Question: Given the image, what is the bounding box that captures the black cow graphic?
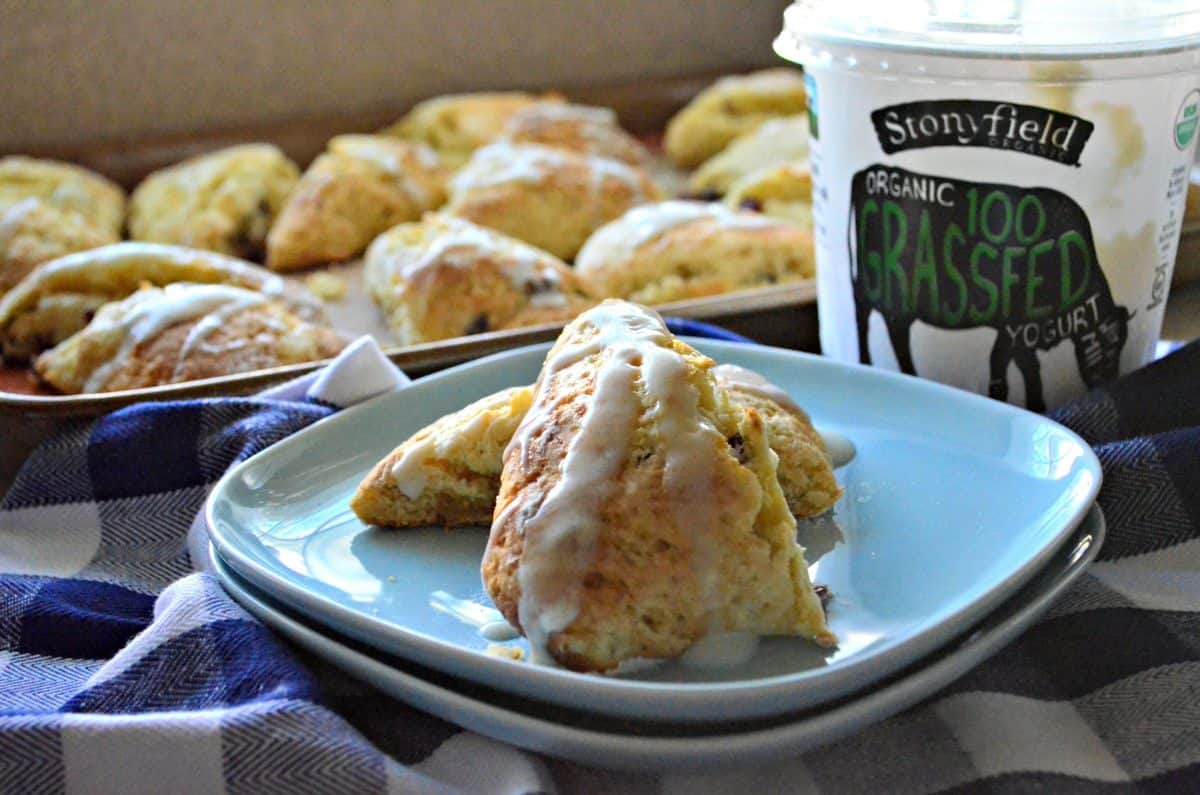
[848,165,1129,412]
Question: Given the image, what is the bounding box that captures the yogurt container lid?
[777,0,1200,62]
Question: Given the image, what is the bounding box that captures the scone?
[364,214,592,345]
[689,116,809,195]
[712,364,840,517]
[128,144,300,259]
[0,242,321,361]
[266,135,448,272]
[0,199,117,295]
[724,162,813,228]
[664,69,807,168]
[382,92,549,169]
[0,156,125,236]
[574,201,814,303]
[352,365,840,528]
[351,386,534,528]
[500,102,649,165]
[0,156,126,294]
[482,300,835,671]
[35,283,345,394]
[444,143,662,261]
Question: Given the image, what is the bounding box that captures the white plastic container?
[776,1,1200,410]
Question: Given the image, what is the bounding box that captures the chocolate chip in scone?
[738,197,764,213]
[523,277,557,297]
[727,433,749,464]
[466,314,490,335]
[814,584,832,613]
[680,189,722,203]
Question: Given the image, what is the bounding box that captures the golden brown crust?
[34,283,344,394]
[382,92,553,169]
[501,102,650,165]
[664,69,807,169]
[0,156,126,236]
[481,300,834,672]
[265,136,448,273]
[0,200,117,295]
[574,202,815,304]
[128,144,299,259]
[364,214,592,345]
[689,116,809,195]
[443,143,663,261]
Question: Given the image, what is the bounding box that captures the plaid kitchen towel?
[3,331,1200,795]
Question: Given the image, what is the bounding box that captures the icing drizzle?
[82,283,269,391]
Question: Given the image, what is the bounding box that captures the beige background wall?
[0,0,791,151]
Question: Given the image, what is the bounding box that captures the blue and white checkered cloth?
[4,332,1200,794]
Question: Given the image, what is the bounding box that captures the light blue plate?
[206,339,1102,723]
[207,505,1103,770]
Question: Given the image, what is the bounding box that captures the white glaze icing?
[712,363,804,415]
[450,142,650,201]
[501,301,736,659]
[332,136,436,207]
[388,391,497,498]
[514,102,617,127]
[386,216,570,306]
[83,283,270,391]
[575,201,779,269]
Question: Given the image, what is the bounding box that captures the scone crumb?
[486,643,524,661]
[387,575,397,582]
[305,271,348,301]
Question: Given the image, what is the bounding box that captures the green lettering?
[942,224,968,325]
[1026,239,1055,319]
[981,191,1013,245]
[911,209,939,319]
[968,243,999,324]
[1001,246,1024,318]
[883,201,908,313]
[1015,195,1046,245]
[859,199,882,302]
[1059,230,1091,309]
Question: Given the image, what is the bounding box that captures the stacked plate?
[204,340,1104,771]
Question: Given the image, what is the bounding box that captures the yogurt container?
[776,1,1200,410]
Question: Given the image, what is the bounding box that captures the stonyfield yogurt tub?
[776,1,1200,410]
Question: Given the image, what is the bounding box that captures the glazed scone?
[574,201,814,304]
[383,92,549,169]
[35,283,345,394]
[0,242,321,361]
[500,102,649,165]
[482,300,835,672]
[690,116,809,195]
[724,162,813,228]
[444,142,662,261]
[352,366,841,529]
[664,69,808,169]
[712,364,841,518]
[266,135,448,272]
[0,199,116,295]
[0,156,125,236]
[128,144,300,259]
[351,386,535,528]
[364,215,592,345]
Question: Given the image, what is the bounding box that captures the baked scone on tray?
[499,102,650,165]
[0,156,126,295]
[266,135,448,273]
[574,200,815,303]
[34,282,345,394]
[724,162,813,228]
[689,116,809,196]
[481,300,835,671]
[128,144,300,259]
[382,92,551,169]
[364,214,592,345]
[0,242,322,362]
[352,367,840,529]
[664,68,807,168]
[444,142,662,260]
